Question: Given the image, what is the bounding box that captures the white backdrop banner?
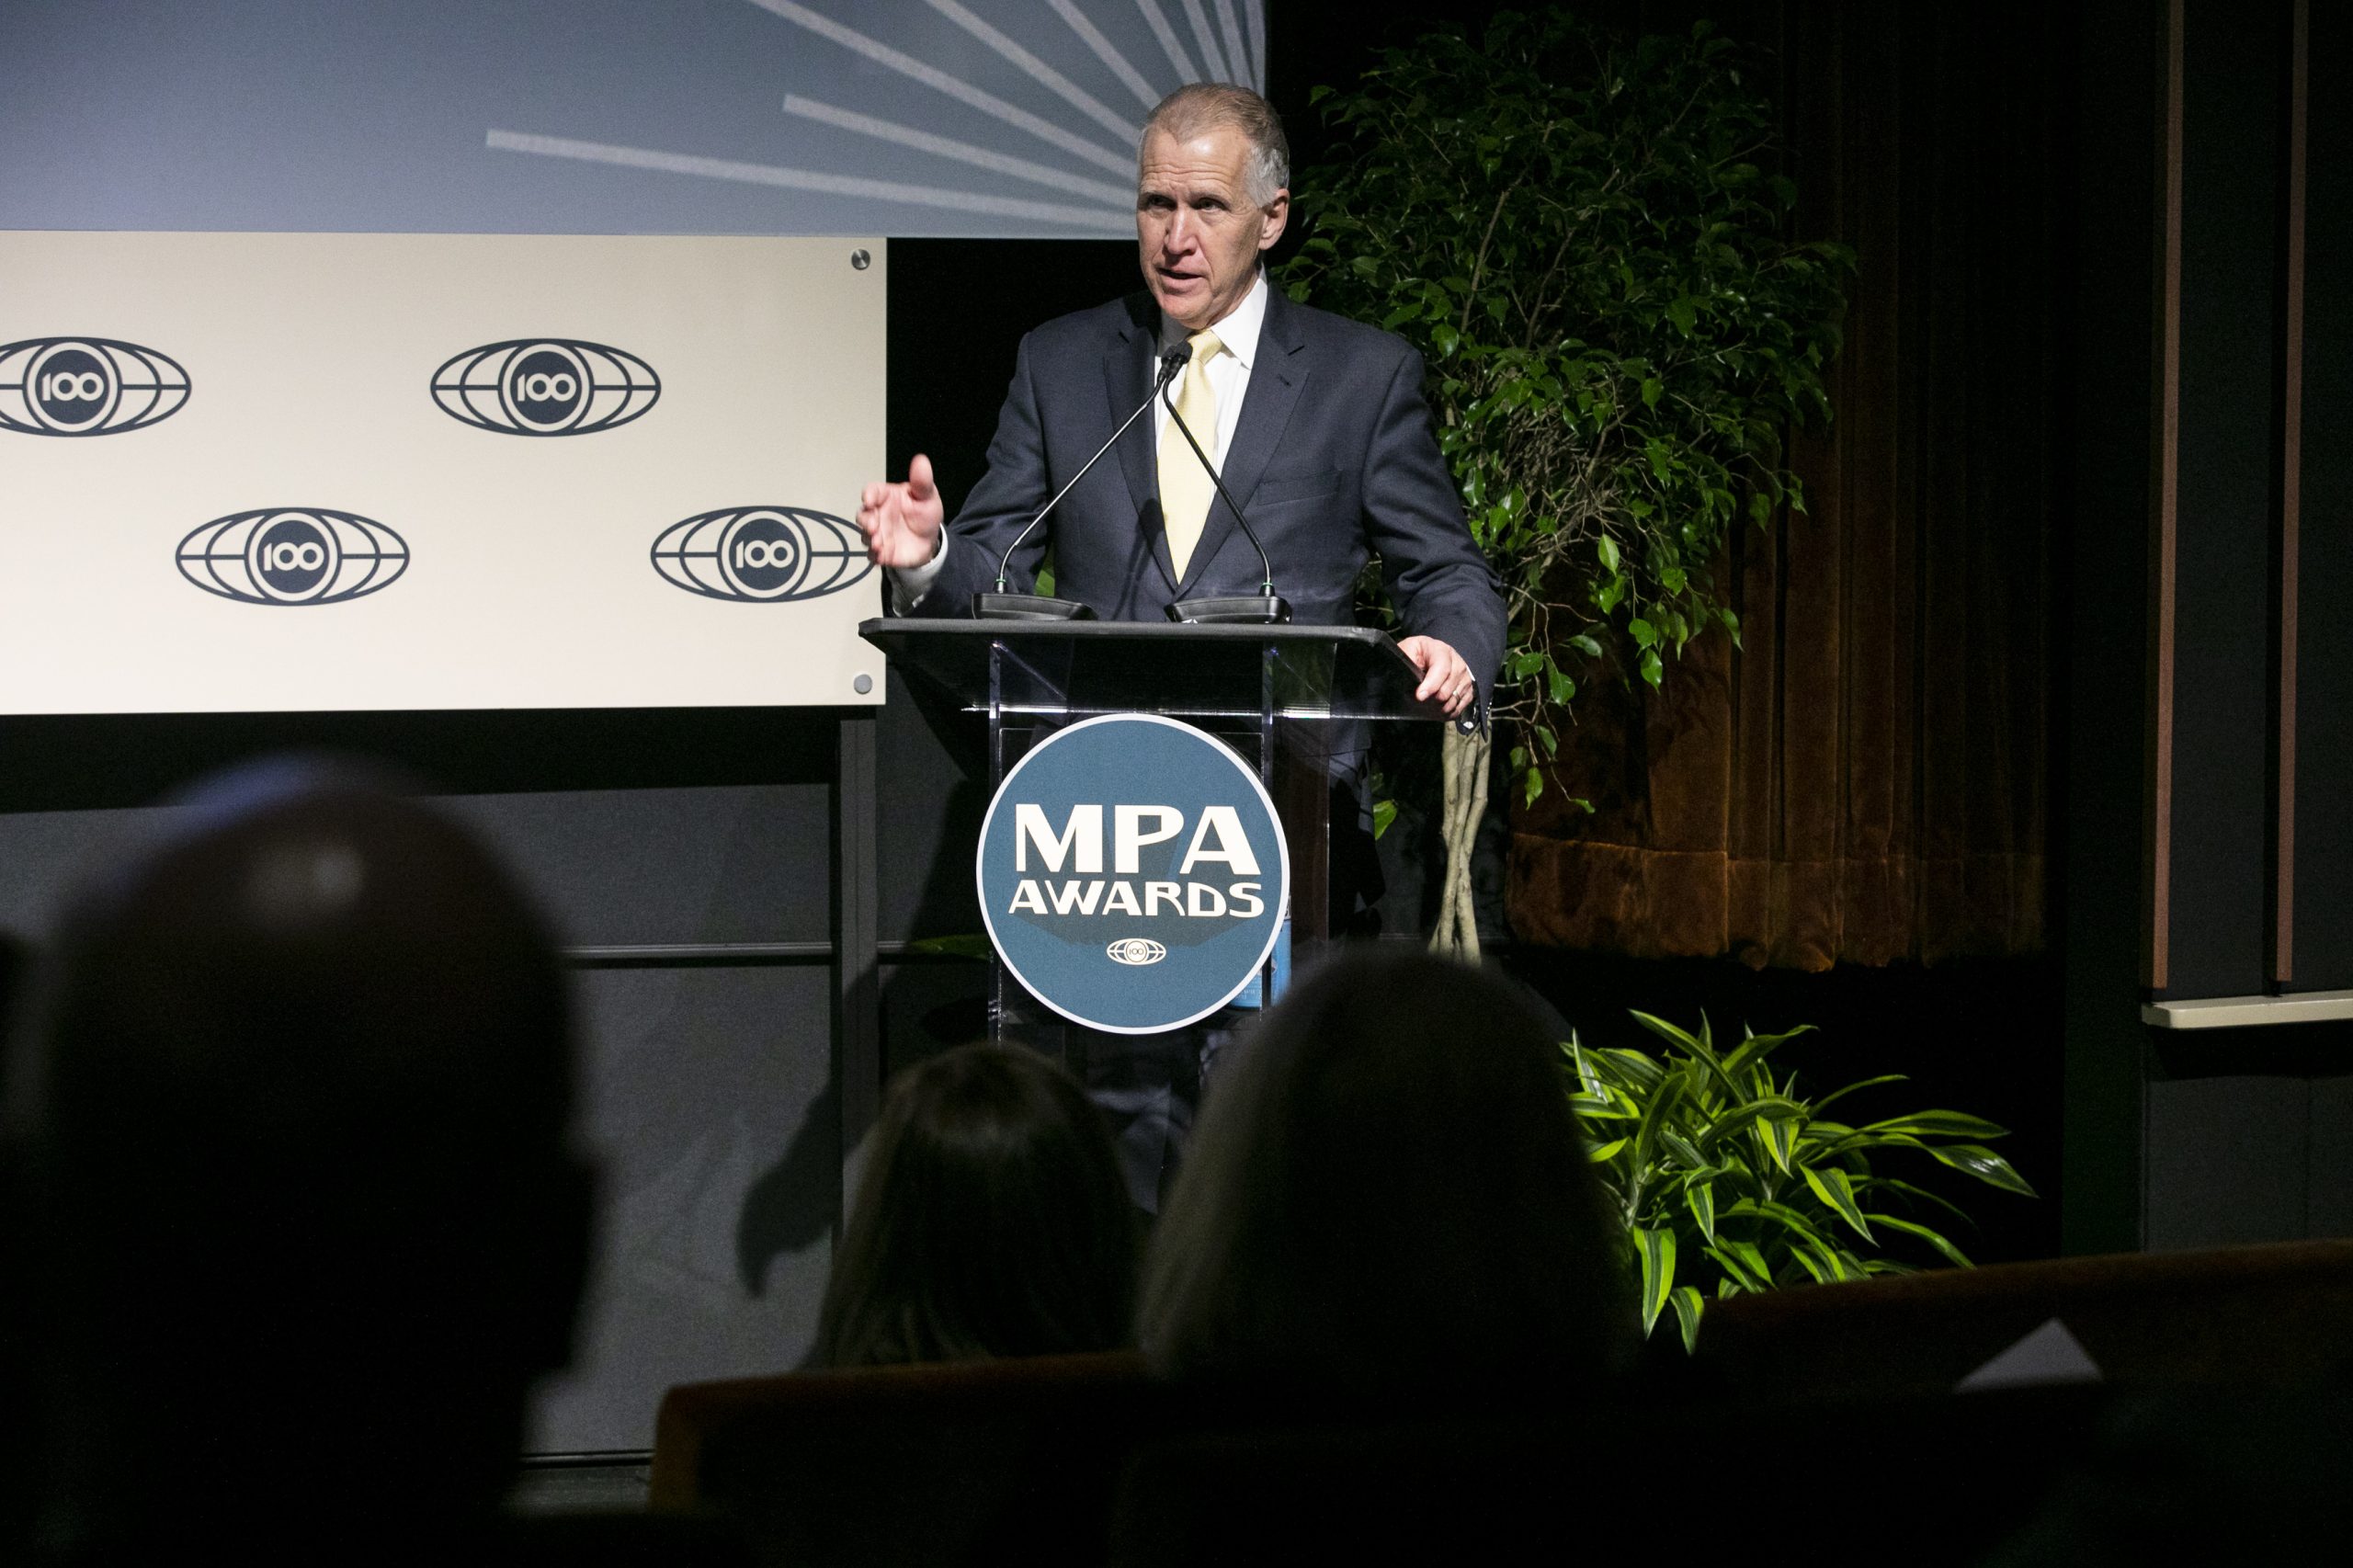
[0,231,887,714]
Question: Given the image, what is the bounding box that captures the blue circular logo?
[720,512,803,597]
[255,516,333,597]
[977,714,1289,1035]
[505,344,586,430]
[30,343,113,430]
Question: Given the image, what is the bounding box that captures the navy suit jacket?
[916,287,1507,699]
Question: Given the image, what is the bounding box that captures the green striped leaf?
[1564,1040,1608,1099]
[1692,1096,1806,1152]
[1735,1199,1836,1256]
[1811,1074,1909,1113]
[1860,1109,2010,1140]
[1866,1212,1975,1267]
[1685,1177,1718,1244]
[1704,1241,1770,1292]
[1633,1225,1677,1336]
[1853,1176,1975,1226]
[1755,1113,1798,1175]
[1629,1009,1704,1054]
[1631,1069,1689,1173]
[1802,1165,1873,1241]
[1633,1009,1743,1099]
[1923,1142,2038,1197]
[1660,1131,1709,1169]
[1589,1047,1668,1090]
[1669,1286,1706,1354]
[1718,1023,1813,1085]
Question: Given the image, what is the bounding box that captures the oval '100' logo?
[0,337,190,435]
[651,507,875,602]
[430,338,659,436]
[176,509,409,606]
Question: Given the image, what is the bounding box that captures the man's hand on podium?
[1399,635,1476,719]
[857,453,945,568]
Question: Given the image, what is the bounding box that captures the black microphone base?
[1166,595,1292,626]
[973,593,1097,621]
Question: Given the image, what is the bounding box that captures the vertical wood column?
[2142,0,2184,994]
[2270,0,2308,987]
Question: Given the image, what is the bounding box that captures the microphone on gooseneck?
[972,344,1192,621]
[1160,379,1291,626]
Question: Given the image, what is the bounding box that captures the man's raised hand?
[1399,634,1478,720]
[857,453,946,568]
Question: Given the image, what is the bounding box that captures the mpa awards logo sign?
[0,337,189,436]
[176,509,409,606]
[650,506,874,603]
[977,714,1289,1035]
[429,338,658,436]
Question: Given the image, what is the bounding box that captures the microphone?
[1159,375,1291,626]
[973,345,1192,620]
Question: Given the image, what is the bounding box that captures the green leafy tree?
[1569,1013,2037,1351]
[1285,11,1854,808]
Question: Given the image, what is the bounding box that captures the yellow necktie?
[1157,329,1224,579]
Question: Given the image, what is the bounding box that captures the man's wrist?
[888,527,949,611]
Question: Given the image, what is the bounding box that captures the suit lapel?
[1176,287,1310,596]
[1105,296,1182,596]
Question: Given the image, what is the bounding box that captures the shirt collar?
[1158,269,1266,371]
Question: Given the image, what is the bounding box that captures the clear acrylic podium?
[859,619,1449,1046]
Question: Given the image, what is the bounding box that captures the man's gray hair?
[1141,83,1290,208]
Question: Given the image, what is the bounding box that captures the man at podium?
[856,83,1506,1208]
[856,83,1503,722]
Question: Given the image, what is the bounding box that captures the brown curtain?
[1506,2,2060,971]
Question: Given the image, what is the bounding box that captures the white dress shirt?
[891,271,1269,610]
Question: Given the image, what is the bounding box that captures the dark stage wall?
[2063,0,2353,1255]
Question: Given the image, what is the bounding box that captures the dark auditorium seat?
[1107,1384,2112,1568]
[649,1350,1154,1568]
[1694,1239,2353,1403]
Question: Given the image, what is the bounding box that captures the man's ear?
[1258,189,1290,253]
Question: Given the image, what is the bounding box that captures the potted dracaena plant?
[1568,1011,2035,1350]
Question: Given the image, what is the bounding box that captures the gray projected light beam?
[484,130,1130,232]
[743,0,1132,176]
[1179,0,1232,83]
[1135,0,1202,83]
[781,95,1133,208]
[925,0,1137,143]
[1049,0,1164,112]
[1212,0,1253,85]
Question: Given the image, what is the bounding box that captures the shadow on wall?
[738,1074,840,1293]
[737,673,996,1293]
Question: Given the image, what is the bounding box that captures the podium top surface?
[859,619,1448,722]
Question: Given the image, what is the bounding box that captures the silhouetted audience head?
[4,760,592,1556]
[1140,949,1634,1397]
[813,1043,1136,1367]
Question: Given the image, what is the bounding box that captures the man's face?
[1136,124,1289,333]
